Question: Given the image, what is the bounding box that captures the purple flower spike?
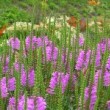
[21,66,27,87]
[108,39,110,50]
[100,39,106,54]
[25,36,37,50]
[48,72,59,91]
[84,50,91,69]
[36,36,50,47]
[95,44,101,68]
[36,37,42,47]
[79,35,85,46]
[61,74,70,93]
[36,97,46,110]
[75,50,85,70]
[89,85,97,110]
[3,56,10,73]
[0,77,8,98]
[94,69,102,86]
[27,98,34,110]
[8,77,16,91]
[46,45,58,61]
[84,87,89,101]
[7,97,16,110]
[14,62,20,72]
[3,65,9,73]
[28,68,35,87]
[18,95,25,110]
[107,100,110,110]
[8,37,20,50]
[25,36,31,50]
[47,72,70,94]
[104,70,110,86]
[106,56,110,71]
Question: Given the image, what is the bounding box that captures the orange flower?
[67,16,86,32]
[80,18,86,32]
[67,16,77,27]
[88,0,100,6]
[0,25,7,36]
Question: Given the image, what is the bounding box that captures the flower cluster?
[75,50,85,70]
[47,71,70,94]
[7,95,46,110]
[1,35,110,110]
[8,37,20,51]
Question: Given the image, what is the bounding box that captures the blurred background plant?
[0,0,110,28]
[0,0,109,40]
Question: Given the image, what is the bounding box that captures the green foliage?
[0,7,31,28]
[57,84,63,110]
[34,48,46,96]
[2,7,31,22]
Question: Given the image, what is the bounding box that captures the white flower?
[4,22,40,33]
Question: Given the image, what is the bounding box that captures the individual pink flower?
[106,56,110,71]
[84,87,89,101]
[17,95,25,110]
[61,74,70,93]
[28,68,35,87]
[3,56,10,73]
[107,100,110,109]
[89,85,97,110]
[75,50,85,70]
[79,35,85,46]
[104,70,110,86]
[36,97,46,110]
[8,37,20,50]
[20,66,27,87]
[36,36,50,47]
[27,98,34,110]
[94,69,102,86]
[48,72,59,92]
[7,97,16,110]
[8,77,16,91]
[84,50,91,69]
[46,45,58,61]
[0,77,8,98]
[25,36,37,50]
[14,62,20,72]
[99,39,106,54]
